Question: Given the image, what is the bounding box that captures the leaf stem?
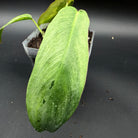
[65,2,69,7]
[32,18,44,37]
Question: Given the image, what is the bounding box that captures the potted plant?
[0,0,94,132]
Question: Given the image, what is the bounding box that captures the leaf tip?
[0,29,3,44]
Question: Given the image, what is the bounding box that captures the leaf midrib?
[53,11,79,84]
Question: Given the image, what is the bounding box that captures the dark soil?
[28,28,46,49]
[88,31,93,50]
[28,28,93,50]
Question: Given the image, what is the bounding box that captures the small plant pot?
[22,24,95,64]
[22,24,48,64]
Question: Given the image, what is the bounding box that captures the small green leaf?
[0,14,32,43]
[0,14,44,43]
[38,0,74,25]
[26,6,90,132]
[0,29,3,43]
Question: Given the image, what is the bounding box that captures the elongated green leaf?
[26,6,89,132]
[38,0,74,25]
[0,14,32,43]
[0,14,44,43]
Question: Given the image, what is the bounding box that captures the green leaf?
[0,14,32,43]
[26,6,90,132]
[38,0,74,25]
[0,14,44,43]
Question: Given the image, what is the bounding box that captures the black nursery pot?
[22,24,95,64]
